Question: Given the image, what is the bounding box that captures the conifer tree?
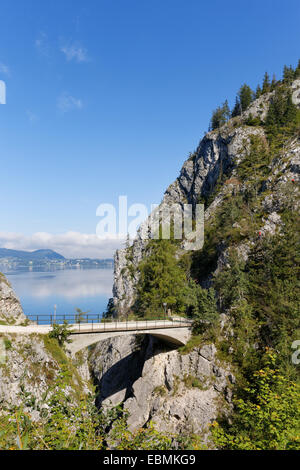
[223,99,230,120]
[294,59,300,78]
[262,72,271,93]
[284,90,297,123]
[209,100,230,130]
[283,65,294,84]
[238,84,254,112]
[270,74,277,90]
[246,219,299,355]
[231,96,241,117]
[266,87,298,128]
[136,240,187,316]
[255,85,262,99]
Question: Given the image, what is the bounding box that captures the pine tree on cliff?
[266,87,298,128]
[294,59,300,78]
[270,74,277,90]
[222,99,230,121]
[209,100,230,130]
[136,240,187,316]
[238,84,254,112]
[262,72,271,93]
[231,96,241,117]
[283,64,294,85]
[285,90,297,123]
[255,85,262,99]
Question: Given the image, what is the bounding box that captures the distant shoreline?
[1,264,114,275]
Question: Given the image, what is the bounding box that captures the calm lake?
[4,268,113,320]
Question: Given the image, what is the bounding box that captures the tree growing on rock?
[209,100,230,130]
[238,84,254,112]
[49,321,73,349]
[135,239,187,317]
[262,72,271,93]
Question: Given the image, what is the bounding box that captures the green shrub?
[48,321,73,349]
[212,351,300,450]
[4,339,12,350]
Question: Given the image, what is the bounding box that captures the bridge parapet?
[0,318,193,355]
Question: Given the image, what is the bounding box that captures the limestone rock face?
[112,79,300,315]
[113,125,265,314]
[291,79,300,106]
[0,335,57,418]
[89,335,233,439]
[0,334,89,420]
[90,335,148,408]
[0,273,27,325]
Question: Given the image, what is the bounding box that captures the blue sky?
[0,0,299,257]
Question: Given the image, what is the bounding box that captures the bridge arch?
[69,327,191,355]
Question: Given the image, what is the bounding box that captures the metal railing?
[27,313,103,326]
[26,314,192,333]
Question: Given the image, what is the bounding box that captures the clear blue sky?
[0,0,299,257]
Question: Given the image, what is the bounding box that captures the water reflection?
[5,268,113,315]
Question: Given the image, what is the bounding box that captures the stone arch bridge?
[0,319,192,355]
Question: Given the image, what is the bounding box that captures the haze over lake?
[4,268,113,318]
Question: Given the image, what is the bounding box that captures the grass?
[172,375,181,396]
[42,335,85,399]
[4,339,12,350]
[178,335,204,355]
[153,385,167,397]
[183,374,209,391]
[0,319,16,325]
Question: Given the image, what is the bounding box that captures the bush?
[212,351,300,450]
[48,321,73,349]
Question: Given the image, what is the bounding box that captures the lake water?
[4,268,114,320]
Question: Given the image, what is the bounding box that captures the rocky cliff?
[0,273,27,325]
[0,275,90,418]
[87,334,234,441]
[0,331,91,419]
[112,79,300,315]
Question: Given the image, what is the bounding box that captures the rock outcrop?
[0,279,90,418]
[0,333,90,419]
[0,273,27,325]
[112,79,300,315]
[113,126,263,314]
[89,335,233,440]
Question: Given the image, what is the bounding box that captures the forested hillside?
[110,61,300,449]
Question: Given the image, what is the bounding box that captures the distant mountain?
[0,248,113,269]
[0,248,65,261]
